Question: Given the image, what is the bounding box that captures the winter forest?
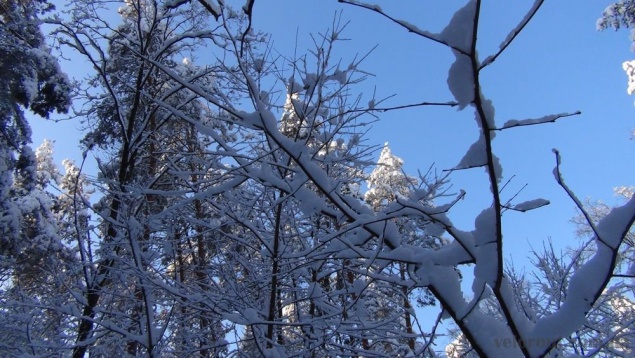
[1,0,635,356]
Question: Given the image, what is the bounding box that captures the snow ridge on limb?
[455,134,486,169]
[447,52,475,110]
[444,1,478,109]
[496,111,581,130]
[552,149,606,246]
[517,150,635,356]
[508,198,550,212]
[527,196,635,356]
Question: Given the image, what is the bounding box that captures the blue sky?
[33,0,634,266]
[249,0,635,264]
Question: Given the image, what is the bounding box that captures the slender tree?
[51,0,236,355]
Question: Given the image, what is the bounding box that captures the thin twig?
[553,149,612,248]
[338,0,467,54]
[480,0,546,69]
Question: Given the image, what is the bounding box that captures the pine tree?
[0,0,71,280]
[0,1,72,354]
[0,140,80,356]
[363,142,443,355]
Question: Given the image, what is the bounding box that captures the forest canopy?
[0,1,634,357]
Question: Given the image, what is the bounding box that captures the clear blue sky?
[33,0,634,265]
[248,0,635,264]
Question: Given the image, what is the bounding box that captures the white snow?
[288,76,304,94]
[201,0,222,15]
[624,60,635,97]
[596,195,635,249]
[501,112,578,129]
[21,76,38,105]
[472,208,498,287]
[244,308,260,323]
[395,19,438,41]
[455,134,486,169]
[479,97,496,128]
[296,187,326,216]
[447,51,474,110]
[303,73,318,93]
[381,246,415,262]
[433,240,474,266]
[512,198,550,212]
[331,68,348,85]
[426,222,445,237]
[439,0,476,53]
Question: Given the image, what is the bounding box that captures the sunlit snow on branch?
[623,60,635,96]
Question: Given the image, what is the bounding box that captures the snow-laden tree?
[229,23,389,356]
[365,143,417,212]
[518,244,635,356]
[600,0,635,136]
[363,143,443,355]
[0,1,72,354]
[449,233,635,356]
[0,140,79,357]
[162,1,633,356]
[2,1,635,357]
[538,188,635,356]
[598,0,635,37]
[0,0,71,279]
[50,0,246,355]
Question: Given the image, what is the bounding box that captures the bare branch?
[552,149,608,247]
[197,0,220,20]
[338,0,468,54]
[240,0,256,57]
[480,0,546,69]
